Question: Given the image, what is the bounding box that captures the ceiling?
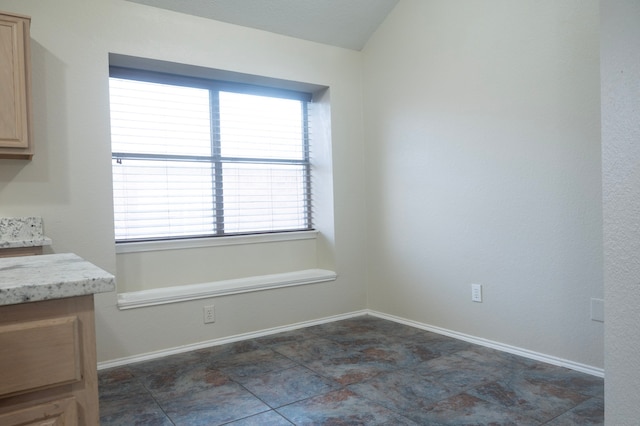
[125,0,399,51]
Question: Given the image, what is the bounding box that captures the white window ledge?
[116,230,318,254]
[117,268,337,310]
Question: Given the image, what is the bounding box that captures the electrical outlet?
[203,305,215,324]
[471,284,482,302]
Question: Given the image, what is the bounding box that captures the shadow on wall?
[0,41,70,205]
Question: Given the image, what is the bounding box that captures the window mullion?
[210,89,224,235]
[302,101,312,229]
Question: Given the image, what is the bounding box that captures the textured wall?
[601,0,640,422]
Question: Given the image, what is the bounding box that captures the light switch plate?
[471,284,482,302]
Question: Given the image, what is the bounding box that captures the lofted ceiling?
[125,0,399,51]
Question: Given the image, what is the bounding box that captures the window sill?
[115,230,318,254]
[117,268,337,310]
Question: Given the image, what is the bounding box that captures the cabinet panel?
[0,316,81,397]
[0,11,32,159]
[0,397,78,426]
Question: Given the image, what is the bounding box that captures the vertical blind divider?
[210,89,224,235]
[303,101,313,228]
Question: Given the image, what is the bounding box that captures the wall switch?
[591,298,604,322]
[203,305,215,324]
[471,284,482,302]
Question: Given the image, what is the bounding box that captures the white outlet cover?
[203,305,215,323]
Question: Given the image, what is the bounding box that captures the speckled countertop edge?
[0,253,115,306]
[0,237,52,249]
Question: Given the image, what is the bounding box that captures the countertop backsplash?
[0,216,52,249]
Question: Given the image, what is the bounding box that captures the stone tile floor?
[98,316,604,425]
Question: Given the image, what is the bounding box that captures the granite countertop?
[0,253,115,306]
[0,217,52,249]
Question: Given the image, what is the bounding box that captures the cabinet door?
[0,316,81,398]
[0,397,78,426]
[0,12,31,158]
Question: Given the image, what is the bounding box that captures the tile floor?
[98,316,604,425]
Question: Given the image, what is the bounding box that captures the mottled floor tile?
[544,397,604,425]
[305,316,386,335]
[99,375,172,426]
[327,330,396,348]
[129,348,270,425]
[348,368,454,412]
[98,365,136,385]
[129,349,203,375]
[359,317,429,337]
[454,346,539,372]
[98,315,604,425]
[251,327,319,347]
[304,345,403,385]
[98,366,140,400]
[342,338,455,369]
[277,388,418,425]
[158,382,270,426]
[311,316,425,349]
[306,316,421,340]
[212,348,297,380]
[518,362,604,397]
[237,365,341,408]
[272,336,349,363]
[226,410,294,425]
[408,392,539,425]
[466,376,591,423]
[137,362,234,400]
[404,332,477,357]
[100,397,174,426]
[416,353,503,392]
[193,339,262,360]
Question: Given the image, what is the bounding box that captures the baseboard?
[98,308,604,378]
[97,310,368,370]
[367,310,605,378]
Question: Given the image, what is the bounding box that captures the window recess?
[109,67,313,242]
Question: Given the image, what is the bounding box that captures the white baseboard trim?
[97,310,367,370]
[367,310,605,378]
[98,309,604,378]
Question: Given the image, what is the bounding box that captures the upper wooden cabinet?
[0,11,32,160]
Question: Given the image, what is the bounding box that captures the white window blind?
[109,68,313,242]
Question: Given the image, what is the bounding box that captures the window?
[109,67,313,242]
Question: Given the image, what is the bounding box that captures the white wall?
[0,0,368,362]
[601,0,640,422]
[363,0,603,369]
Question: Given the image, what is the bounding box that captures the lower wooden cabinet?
[0,397,78,426]
[0,296,99,425]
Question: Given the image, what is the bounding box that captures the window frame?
[109,66,314,243]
